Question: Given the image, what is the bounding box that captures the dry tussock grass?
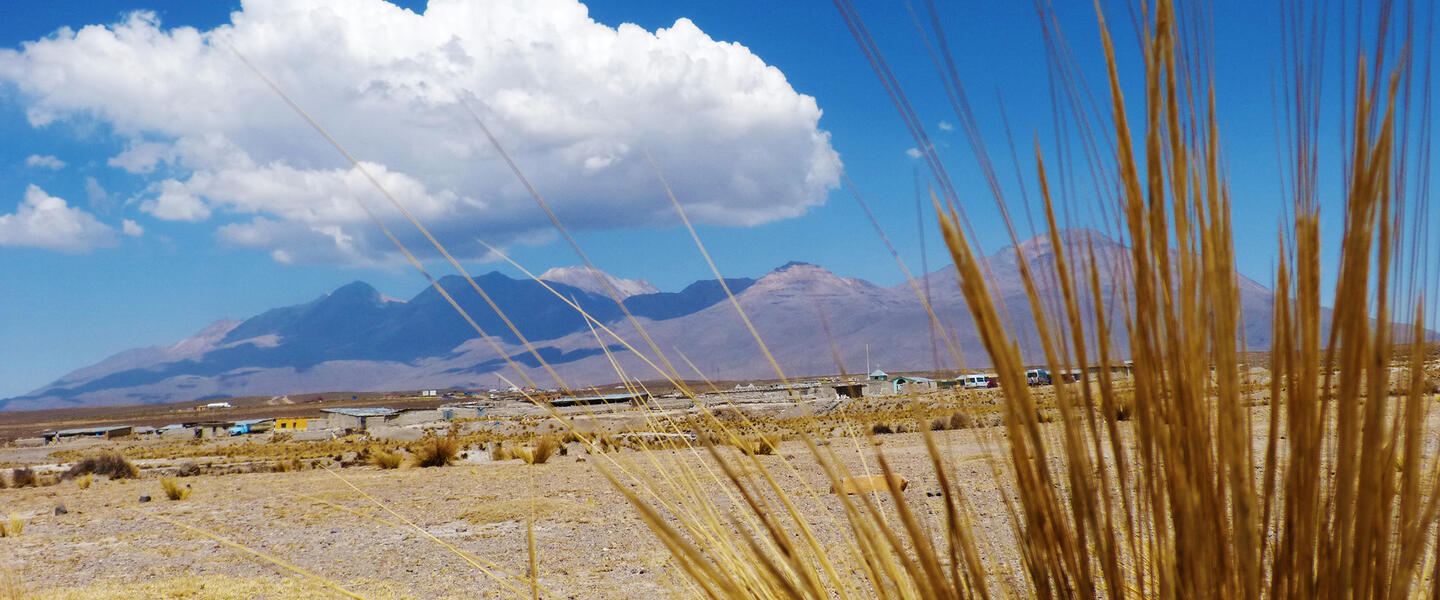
[0,514,22,538]
[7,468,36,488]
[511,436,560,465]
[159,477,192,501]
[410,437,459,468]
[371,450,404,469]
[66,451,137,480]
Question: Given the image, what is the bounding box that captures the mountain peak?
[328,280,381,299]
[539,266,659,299]
[1013,228,1124,259]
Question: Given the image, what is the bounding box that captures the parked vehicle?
[961,374,990,389]
[1026,368,1052,386]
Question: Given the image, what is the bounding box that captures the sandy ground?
[0,427,1016,599]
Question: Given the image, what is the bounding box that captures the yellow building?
[274,417,312,431]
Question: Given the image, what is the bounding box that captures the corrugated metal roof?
[51,425,133,436]
[233,418,274,425]
[320,408,398,417]
[551,393,647,405]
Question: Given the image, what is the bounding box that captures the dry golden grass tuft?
[736,433,783,455]
[75,473,92,490]
[159,477,192,501]
[410,436,459,468]
[0,513,22,538]
[7,468,36,488]
[512,436,560,465]
[488,441,513,461]
[66,451,138,480]
[371,450,404,470]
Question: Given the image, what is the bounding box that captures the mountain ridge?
[3,230,1387,411]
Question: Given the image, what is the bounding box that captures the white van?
[961,374,991,389]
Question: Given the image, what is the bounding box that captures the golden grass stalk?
[75,473,92,490]
[598,1,1437,599]
[159,477,192,501]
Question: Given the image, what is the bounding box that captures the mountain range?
[4,229,1292,410]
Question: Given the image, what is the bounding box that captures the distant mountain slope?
[5,230,1388,411]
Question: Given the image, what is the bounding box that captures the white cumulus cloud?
[24,154,65,169]
[905,148,922,159]
[0,185,118,252]
[0,0,843,266]
[938,120,954,132]
[122,219,144,236]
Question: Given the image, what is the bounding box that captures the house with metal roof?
[320,408,400,431]
[891,375,939,394]
[868,369,889,380]
[549,392,650,407]
[41,425,134,442]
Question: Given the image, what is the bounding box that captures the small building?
[833,383,865,399]
[188,420,234,438]
[892,376,938,394]
[200,401,233,410]
[321,407,400,431]
[439,404,487,420]
[41,425,135,442]
[420,389,439,397]
[274,417,314,431]
[868,369,889,381]
[549,392,650,407]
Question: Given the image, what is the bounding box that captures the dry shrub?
[271,458,304,473]
[173,462,202,477]
[513,436,560,465]
[0,513,23,538]
[459,497,588,525]
[870,422,894,435]
[412,436,459,468]
[489,442,513,461]
[9,468,36,488]
[159,477,191,501]
[67,451,138,480]
[76,473,93,490]
[738,434,782,455]
[371,450,403,470]
[931,411,975,431]
[1111,393,1135,422]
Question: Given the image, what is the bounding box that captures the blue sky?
[0,0,1431,398]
